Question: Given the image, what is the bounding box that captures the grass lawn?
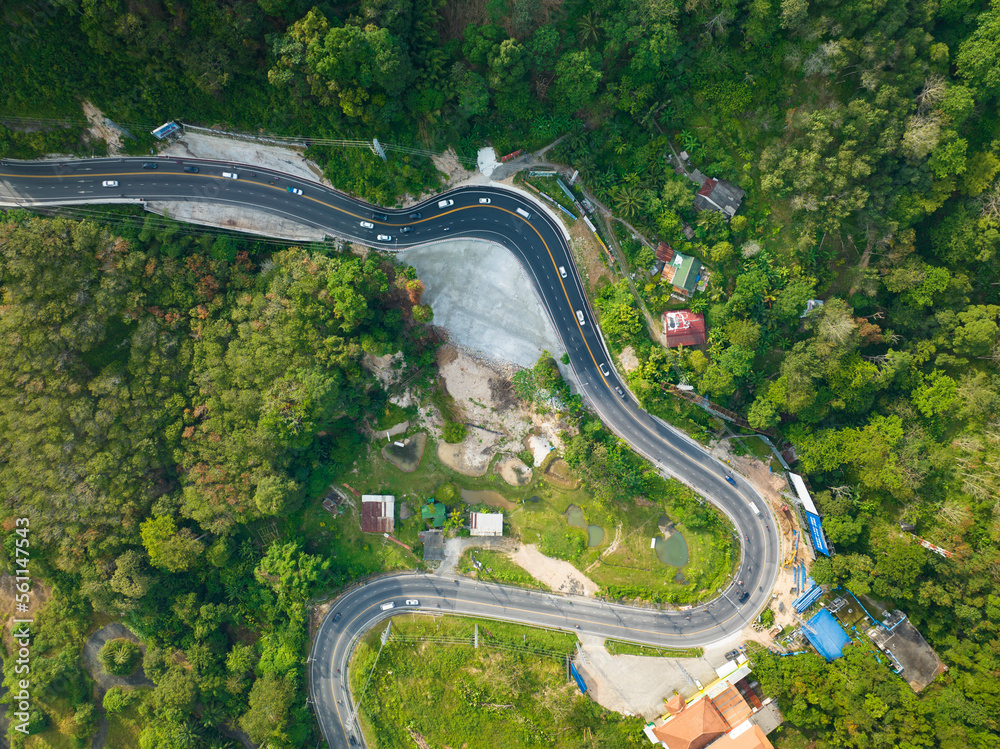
[104,689,153,747]
[459,549,544,590]
[604,639,703,658]
[302,430,733,606]
[351,614,643,749]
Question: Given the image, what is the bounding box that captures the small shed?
[361,495,395,533]
[802,610,851,661]
[421,499,446,528]
[470,512,504,537]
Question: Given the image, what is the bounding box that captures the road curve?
[0,156,781,748]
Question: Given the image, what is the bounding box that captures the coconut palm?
[614,185,643,219]
[577,12,601,45]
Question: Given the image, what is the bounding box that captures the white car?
[559,266,567,278]
[377,234,392,241]
[380,602,395,611]
[360,221,374,229]
[599,363,610,377]
[286,187,303,195]
[222,172,238,179]
[405,599,419,606]
[478,198,491,204]
[437,199,454,208]
[575,310,586,326]
[102,180,118,187]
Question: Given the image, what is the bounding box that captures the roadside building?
[469,512,504,537]
[694,178,745,219]
[661,251,703,297]
[644,658,781,749]
[361,494,395,533]
[663,310,707,348]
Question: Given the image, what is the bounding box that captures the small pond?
[460,489,516,511]
[654,533,689,567]
[565,505,605,548]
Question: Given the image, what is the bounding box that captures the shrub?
[99,638,142,676]
[103,686,137,714]
[442,421,467,443]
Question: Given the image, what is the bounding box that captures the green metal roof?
[421,500,446,527]
[672,255,701,292]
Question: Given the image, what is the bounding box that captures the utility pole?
[371,139,387,161]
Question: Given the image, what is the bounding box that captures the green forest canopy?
[2,0,1000,746]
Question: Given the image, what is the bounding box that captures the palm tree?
[614,185,643,219]
[200,702,227,729]
[577,12,601,45]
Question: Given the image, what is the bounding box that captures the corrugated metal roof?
[470,512,503,536]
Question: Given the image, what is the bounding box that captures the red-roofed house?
[656,242,676,263]
[663,310,707,347]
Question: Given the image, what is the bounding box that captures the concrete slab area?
[574,634,722,719]
[400,239,566,369]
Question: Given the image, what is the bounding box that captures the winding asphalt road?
[0,156,780,748]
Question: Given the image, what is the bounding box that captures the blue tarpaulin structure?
[806,512,831,555]
[569,663,587,693]
[802,610,851,661]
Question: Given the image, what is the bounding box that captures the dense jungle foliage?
[3,0,1000,746]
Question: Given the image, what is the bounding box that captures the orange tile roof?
[710,685,753,729]
[707,723,774,749]
[665,693,685,715]
[652,698,728,749]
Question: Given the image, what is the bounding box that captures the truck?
[748,502,761,516]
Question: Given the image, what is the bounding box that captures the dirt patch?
[81,101,124,155]
[525,434,553,466]
[568,218,614,298]
[437,441,491,477]
[432,346,535,473]
[382,432,427,472]
[162,131,328,185]
[509,544,599,597]
[498,456,532,486]
[619,345,640,372]
[543,459,579,489]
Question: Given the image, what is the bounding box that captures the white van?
[222,172,238,179]
[380,602,395,611]
[748,502,761,516]
[575,310,585,326]
[516,207,531,218]
[437,199,454,208]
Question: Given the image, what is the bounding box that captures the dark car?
[725,475,738,487]
[333,612,342,623]
[372,212,388,221]
[409,211,422,219]
[725,649,741,660]
[142,162,158,169]
[183,166,199,173]
[349,737,357,746]
[401,226,413,233]
[738,592,750,605]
